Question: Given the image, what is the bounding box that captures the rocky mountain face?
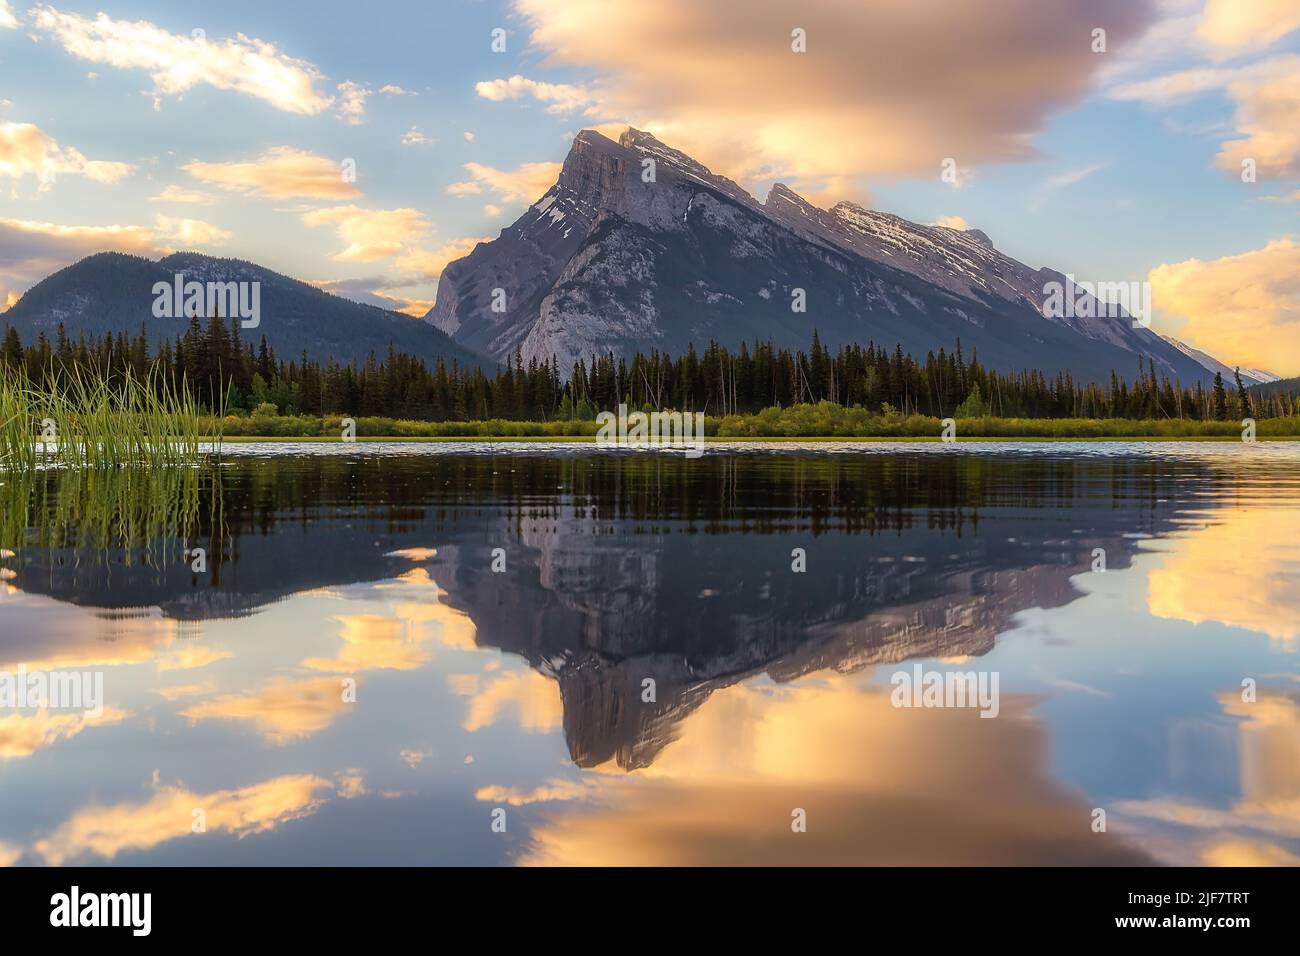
[427,128,1257,386]
[3,251,487,370]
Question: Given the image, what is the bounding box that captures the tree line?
[2,314,1295,421]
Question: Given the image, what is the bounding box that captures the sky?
[1,0,1298,374]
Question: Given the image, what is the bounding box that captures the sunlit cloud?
[29,5,335,115]
[0,707,128,760]
[1114,54,1300,182]
[501,677,1152,865]
[32,770,362,864]
[474,75,594,114]
[179,676,351,744]
[300,205,430,262]
[0,1,18,29]
[153,213,231,247]
[448,670,564,733]
[183,146,358,200]
[336,80,370,125]
[1197,0,1300,55]
[446,160,560,205]
[393,235,492,283]
[0,120,133,188]
[149,184,216,205]
[1117,686,1300,864]
[932,215,970,230]
[1149,237,1300,378]
[507,0,1155,198]
[475,778,600,806]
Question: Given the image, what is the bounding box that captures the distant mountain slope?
[1158,333,1277,386]
[1248,375,1300,398]
[3,251,488,371]
[427,128,1239,387]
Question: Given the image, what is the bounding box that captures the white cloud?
[0,121,133,188]
[0,1,18,29]
[475,74,594,114]
[149,184,216,205]
[336,80,370,125]
[29,5,334,115]
[400,126,433,146]
[379,84,415,96]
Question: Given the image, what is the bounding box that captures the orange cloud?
[179,676,352,744]
[1149,237,1300,377]
[507,0,1154,197]
[183,146,359,200]
[301,205,430,262]
[32,770,361,864]
[447,161,561,206]
[0,121,133,187]
[0,707,128,760]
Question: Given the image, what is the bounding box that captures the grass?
[212,402,1300,441]
[0,365,221,472]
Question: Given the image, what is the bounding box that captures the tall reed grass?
[0,365,220,471]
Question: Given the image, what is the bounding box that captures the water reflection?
[0,446,1296,865]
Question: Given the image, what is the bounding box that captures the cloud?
[300,204,430,262]
[379,83,414,96]
[506,0,1156,198]
[1149,237,1300,377]
[1148,491,1300,646]
[463,131,475,142]
[446,160,560,205]
[932,215,970,230]
[0,216,163,301]
[149,184,215,205]
[0,1,17,29]
[0,121,133,188]
[32,770,361,864]
[400,126,433,146]
[392,235,492,283]
[336,80,370,124]
[180,676,352,744]
[447,670,563,733]
[29,5,334,115]
[1197,0,1300,55]
[474,74,594,114]
[183,146,358,200]
[1114,54,1300,181]
[153,214,230,247]
[0,707,128,760]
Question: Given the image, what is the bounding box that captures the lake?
[1,441,1297,865]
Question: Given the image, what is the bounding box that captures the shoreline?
[217,434,1300,443]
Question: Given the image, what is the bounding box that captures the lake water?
[1,442,1297,865]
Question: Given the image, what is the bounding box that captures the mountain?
[2,251,488,370]
[1158,333,1277,385]
[427,128,1240,386]
[1248,375,1300,398]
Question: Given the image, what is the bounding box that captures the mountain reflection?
[3,451,1222,773]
